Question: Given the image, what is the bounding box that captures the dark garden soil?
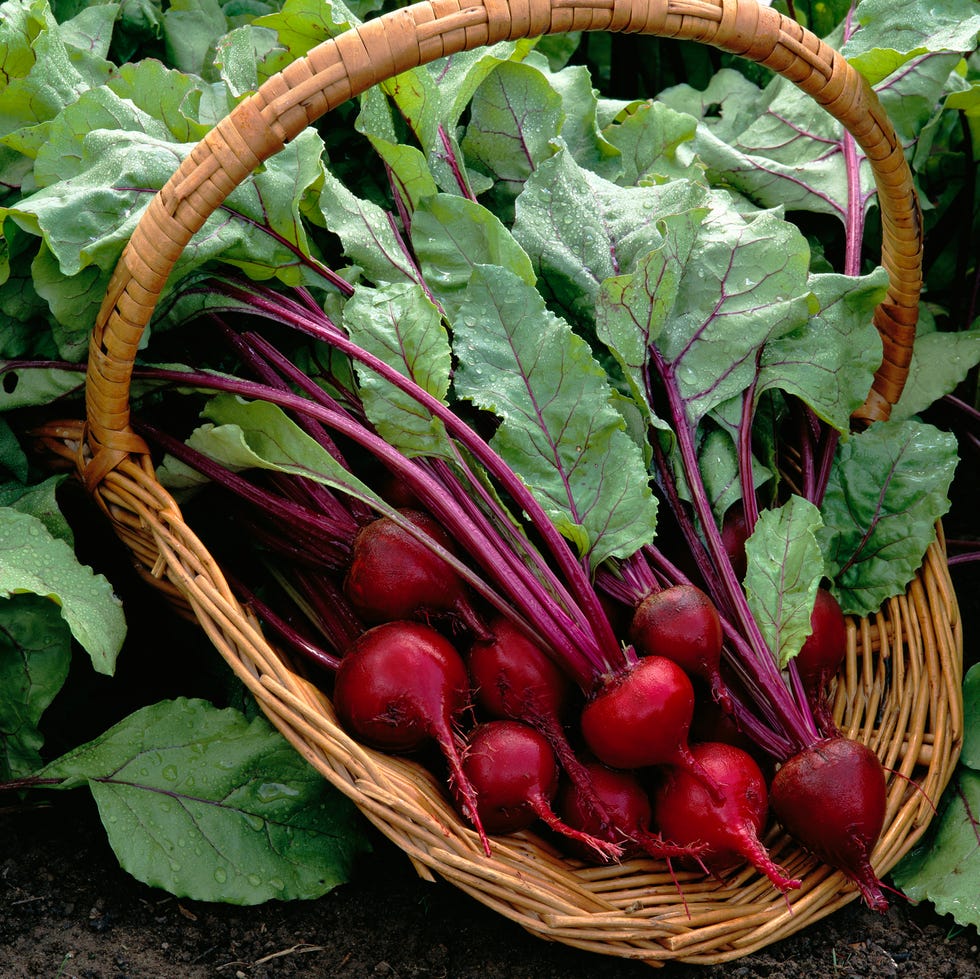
[1,793,979,979]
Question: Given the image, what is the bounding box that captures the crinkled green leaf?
[461,59,563,215]
[893,665,980,926]
[660,68,869,221]
[844,0,980,77]
[758,268,888,431]
[0,474,73,545]
[212,23,282,98]
[0,507,126,675]
[819,418,957,615]
[343,281,453,457]
[545,62,621,180]
[514,144,709,323]
[317,167,418,285]
[251,0,359,77]
[7,124,326,332]
[604,99,701,187]
[380,41,529,191]
[595,203,707,422]
[597,193,812,426]
[0,0,113,153]
[892,325,980,422]
[161,0,229,75]
[696,422,770,520]
[38,698,370,904]
[0,593,72,779]
[0,361,85,411]
[744,495,824,668]
[454,264,657,566]
[411,193,535,317]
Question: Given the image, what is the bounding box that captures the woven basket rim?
[66,0,964,965]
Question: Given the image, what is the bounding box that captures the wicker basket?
[62,0,964,965]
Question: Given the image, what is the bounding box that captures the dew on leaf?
[213,867,228,884]
[256,782,299,803]
[161,765,178,781]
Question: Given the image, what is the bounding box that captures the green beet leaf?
[892,325,980,423]
[411,193,535,317]
[758,268,888,432]
[453,264,657,567]
[892,768,980,930]
[378,40,530,194]
[38,698,370,904]
[819,418,957,616]
[0,507,126,676]
[0,593,72,779]
[316,166,420,285]
[165,394,386,510]
[892,665,980,929]
[461,59,564,215]
[604,98,701,187]
[343,281,453,458]
[743,495,824,668]
[597,192,813,427]
[514,144,709,324]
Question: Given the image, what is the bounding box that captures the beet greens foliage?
[0,0,978,924]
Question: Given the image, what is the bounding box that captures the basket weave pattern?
[65,0,963,964]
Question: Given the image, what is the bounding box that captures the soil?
[2,792,979,979]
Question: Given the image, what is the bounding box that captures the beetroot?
[344,509,483,632]
[557,760,702,863]
[580,656,719,800]
[461,720,622,861]
[468,615,573,723]
[629,584,731,711]
[652,741,801,893]
[332,620,490,854]
[769,736,888,911]
[468,616,612,823]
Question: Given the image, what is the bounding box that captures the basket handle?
[83,0,922,491]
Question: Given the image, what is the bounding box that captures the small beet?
[557,760,702,864]
[629,584,731,711]
[652,741,800,894]
[332,620,490,854]
[580,657,721,801]
[344,509,483,632]
[461,720,622,861]
[468,616,610,823]
[795,587,847,689]
[769,736,888,911]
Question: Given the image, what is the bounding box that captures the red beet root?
[332,620,490,854]
[629,584,731,711]
[580,657,721,801]
[344,509,483,632]
[557,760,703,863]
[461,721,622,861]
[769,736,888,911]
[795,587,847,689]
[652,741,801,893]
[468,616,610,823]
[721,501,750,581]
